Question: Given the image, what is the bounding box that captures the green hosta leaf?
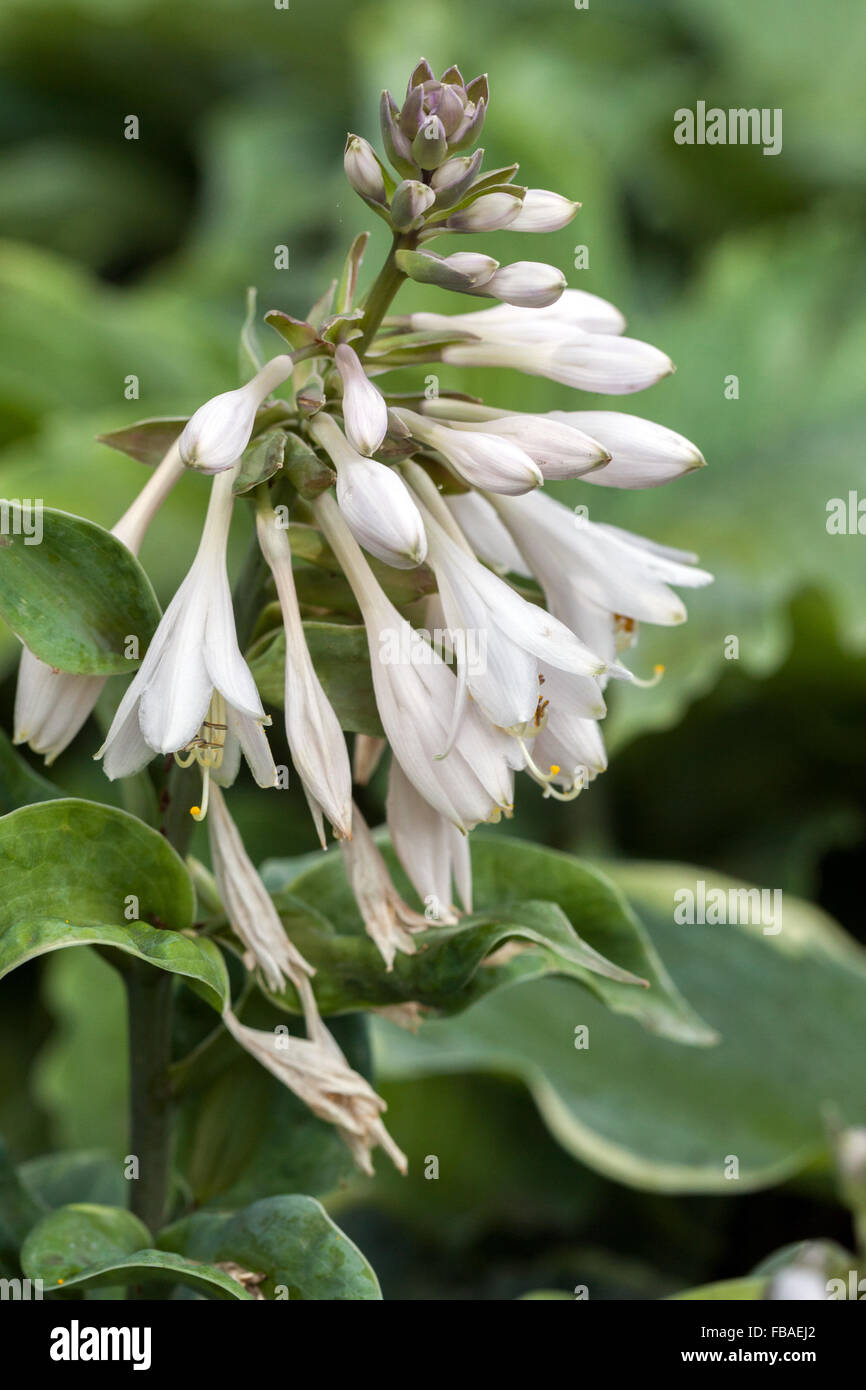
[0,729,61,814]
[374,860,866,1192]
[249,622,382,736]
[286,837,712,1041]
[19,1152,126,1211]
[20,1204,250,1299]
[282,434,335,499]
[0,799,227,1010]
[258,890,651,1019]
[159,1195,381,1300]
[0,508,160,674]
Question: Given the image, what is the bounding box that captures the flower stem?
[125,963,174,1242]
[354,233,413,357]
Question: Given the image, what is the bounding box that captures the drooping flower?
[223,1004,407,1175]
[208,782,315,994]
[14,438,186,764]
[255,505,352,845]
[340,803,428,969]
[386,758,471,922]
[309,412,427,568]
[97,467,275,804]
[314,492,519,831]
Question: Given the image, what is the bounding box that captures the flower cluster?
[14,59,711,1174]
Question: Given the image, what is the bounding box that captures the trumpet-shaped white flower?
[526,666,609,797]
[340,803,428,969]
[419,503,609,731]
[490,491,713,629]
[14,440,186,764]
[445,492,532,576]
[409,289,626,341]
[178,355,294,473]
[548,410,707,488]
[223,1005,406,1175]
[256,506,352,844]
[465,260,567,308]
[97,467,275,792]
[315,493,519,831]
[392,407,542,495]
[439,413,609,480]
[208,782,314,993]
[386,759,471,921]
[309,413,427,568]
[508,188,581,232]
[441,330,673,395]
[334,343,389,456]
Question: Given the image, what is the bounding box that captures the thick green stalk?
[125,965,174,1242]
[354,233,413,357]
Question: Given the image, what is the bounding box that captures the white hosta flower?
[410,289,626,341]
[208,783,314,993]
[223,1006,407,1175]
[392,407,542,495]
[343,133,388,205]
[309,412,427,568]
[441,330,673,395]
[14,441,186,765]
[491,490,713,628]
[527,666,609,796]
[441,413,609,480]
[315,493,518,831]
[334,343,389,456]
[178,355,293,473]
[97,468,275,792]
[548,410,706,488]
[445,492,532,576]
[386,759,471,922]
[420,505,608,731]
[340,804,428,969]
[256,507,352,845]
[465,260,567,309]
[508,188,581,232]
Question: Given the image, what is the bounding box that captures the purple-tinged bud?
[412,114,449,170]
[380,91,416,177]
[449,97,487,153]
[344,134,388,205]
[408,58,435,91]
[399,84,425,138]
[390,179,436,231]
[431,149,484,209]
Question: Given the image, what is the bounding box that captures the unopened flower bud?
[509,189,582,232]
[431,150,484,208]
[446,190,524,233]
[466,260,567,308]
[344,134,388,205]
[334,343,388,457]
[390,179,436,231]
[380,91,416,177]
[395,247,499,292]
[412,114,449,170]
[179,356,293,473]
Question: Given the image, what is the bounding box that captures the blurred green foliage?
[0,0,864,1298]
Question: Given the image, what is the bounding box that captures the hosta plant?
[0,58,728,1300]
